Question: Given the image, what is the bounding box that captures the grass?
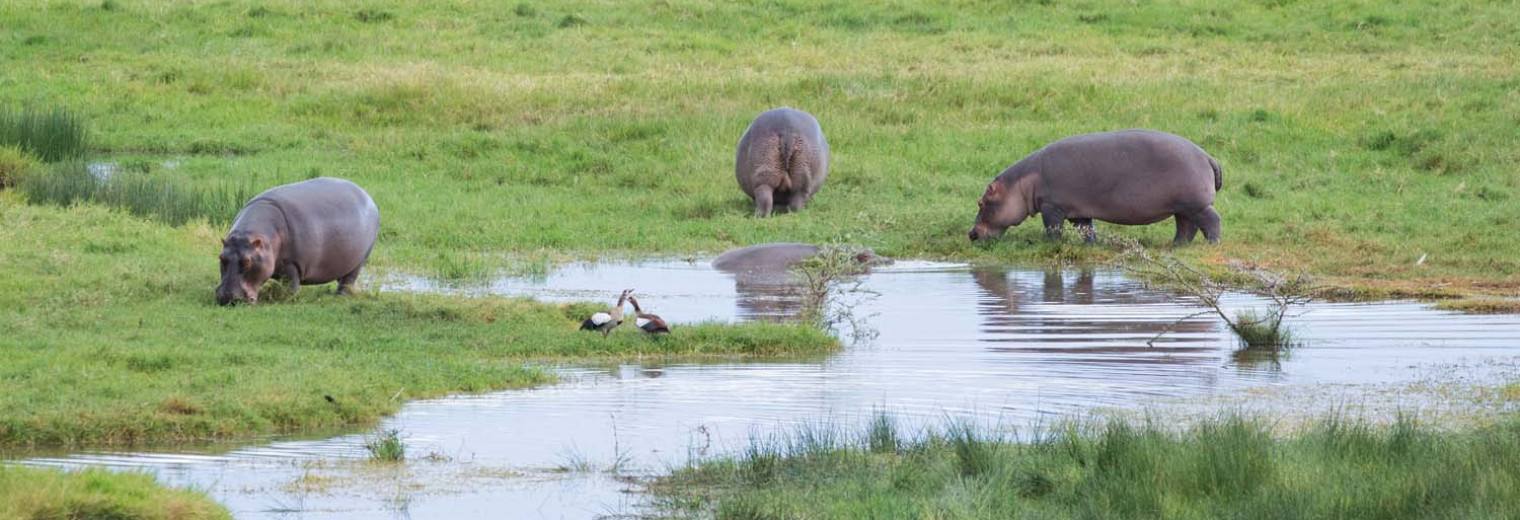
[0,0,1515,300]
[0,200,836,447]
[18,161,262,226]
[0,464,229,520]
[363,428,405,462]
[0,105,88,163]
[652,414,1520,519]
[0,145,38,189]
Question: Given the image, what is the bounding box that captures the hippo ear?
[250,237,264,251]
[985,182,1002,197]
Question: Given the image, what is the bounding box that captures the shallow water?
[13,261,1520,519]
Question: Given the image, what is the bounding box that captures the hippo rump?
[712,243,890,273]
[735,107,830,217]
[968,129,1222,244]
[216,177,380,305]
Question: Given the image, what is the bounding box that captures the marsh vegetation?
[654,414,1520,519]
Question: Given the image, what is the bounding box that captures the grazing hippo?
[216,177,380,306]
[735,107,830,217]
[968,129,1222,244]
[711,243,890,273]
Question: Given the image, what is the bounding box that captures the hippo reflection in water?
[965,267,1279,371]
[712,243,891,321]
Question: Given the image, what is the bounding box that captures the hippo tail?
[775,135,797,191]
[1208,156,1222,191]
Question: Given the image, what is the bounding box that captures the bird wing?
[635,317,651,327]
[590,312,613,325]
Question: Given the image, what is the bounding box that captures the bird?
[580,288,632,337]
[628,296,670,335]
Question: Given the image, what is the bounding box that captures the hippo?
[216,177,380,306]
[968,129,1222,244]
[712,243,890,273]
[735,107,830,217]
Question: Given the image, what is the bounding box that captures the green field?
[4,0,1518,294]
[3,0,1518,516]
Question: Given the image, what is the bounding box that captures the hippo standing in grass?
[968,129,1222,244]
[216,177,380,306]
[735,107,830,217]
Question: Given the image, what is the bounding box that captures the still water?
[14,261,1520,519]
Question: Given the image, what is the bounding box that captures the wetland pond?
[13,261,1520,519]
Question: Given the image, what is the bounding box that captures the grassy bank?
[1,0,1517,299]
[652,415,1520,519]
[0,199,835,447]
[0,465,229,520]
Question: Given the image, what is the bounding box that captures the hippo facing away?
[216,177,380,305]
[968,129,1222,244]
[735,107,830,218]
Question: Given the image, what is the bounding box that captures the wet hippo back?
[712,243,822,273]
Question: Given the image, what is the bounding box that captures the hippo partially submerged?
[968,129,1222,244]
[712,243,890,273]
[735,107,830,217]
[216,177,380,305]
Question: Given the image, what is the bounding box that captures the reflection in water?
[12,261,1520,520]
[729,270,806,322]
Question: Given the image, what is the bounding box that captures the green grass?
[0,200,835,447]
[0,105,88,163]
[18,161,262,226]
[0,0,1515,298]
[0,464,229,520]
[653,415,1520,519]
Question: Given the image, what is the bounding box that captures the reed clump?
[0,105,88,163]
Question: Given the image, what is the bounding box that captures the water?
[12,261,1520,519]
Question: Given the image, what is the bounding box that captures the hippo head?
[216,232,277,306]
[852,249,894,267]
[968,176,1034,241]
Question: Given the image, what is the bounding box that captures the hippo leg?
[1172,214,1198,245]
[786,193,809,213]
[1069,218,1096,244]
[1039,203,1066,240]
[1188,207,1222,244]
[280,264,301,296]
[336,266,362,295]
[752,185,774,218]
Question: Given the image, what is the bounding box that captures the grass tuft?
[363,428,406,462]
[0,105,88,163]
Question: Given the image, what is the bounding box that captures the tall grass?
[18,162,259,226]
[0,105,88,162]
[656,414,1520,519]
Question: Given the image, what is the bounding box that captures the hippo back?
[255,177,380,284]
[735,108,830,194]
[712,242,822,273]
[1036,130,1217,225]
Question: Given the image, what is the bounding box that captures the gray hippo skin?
[968,129,1222,244]
[735,107,830,217]
[712,243,889,273]
[216,177,380,305]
